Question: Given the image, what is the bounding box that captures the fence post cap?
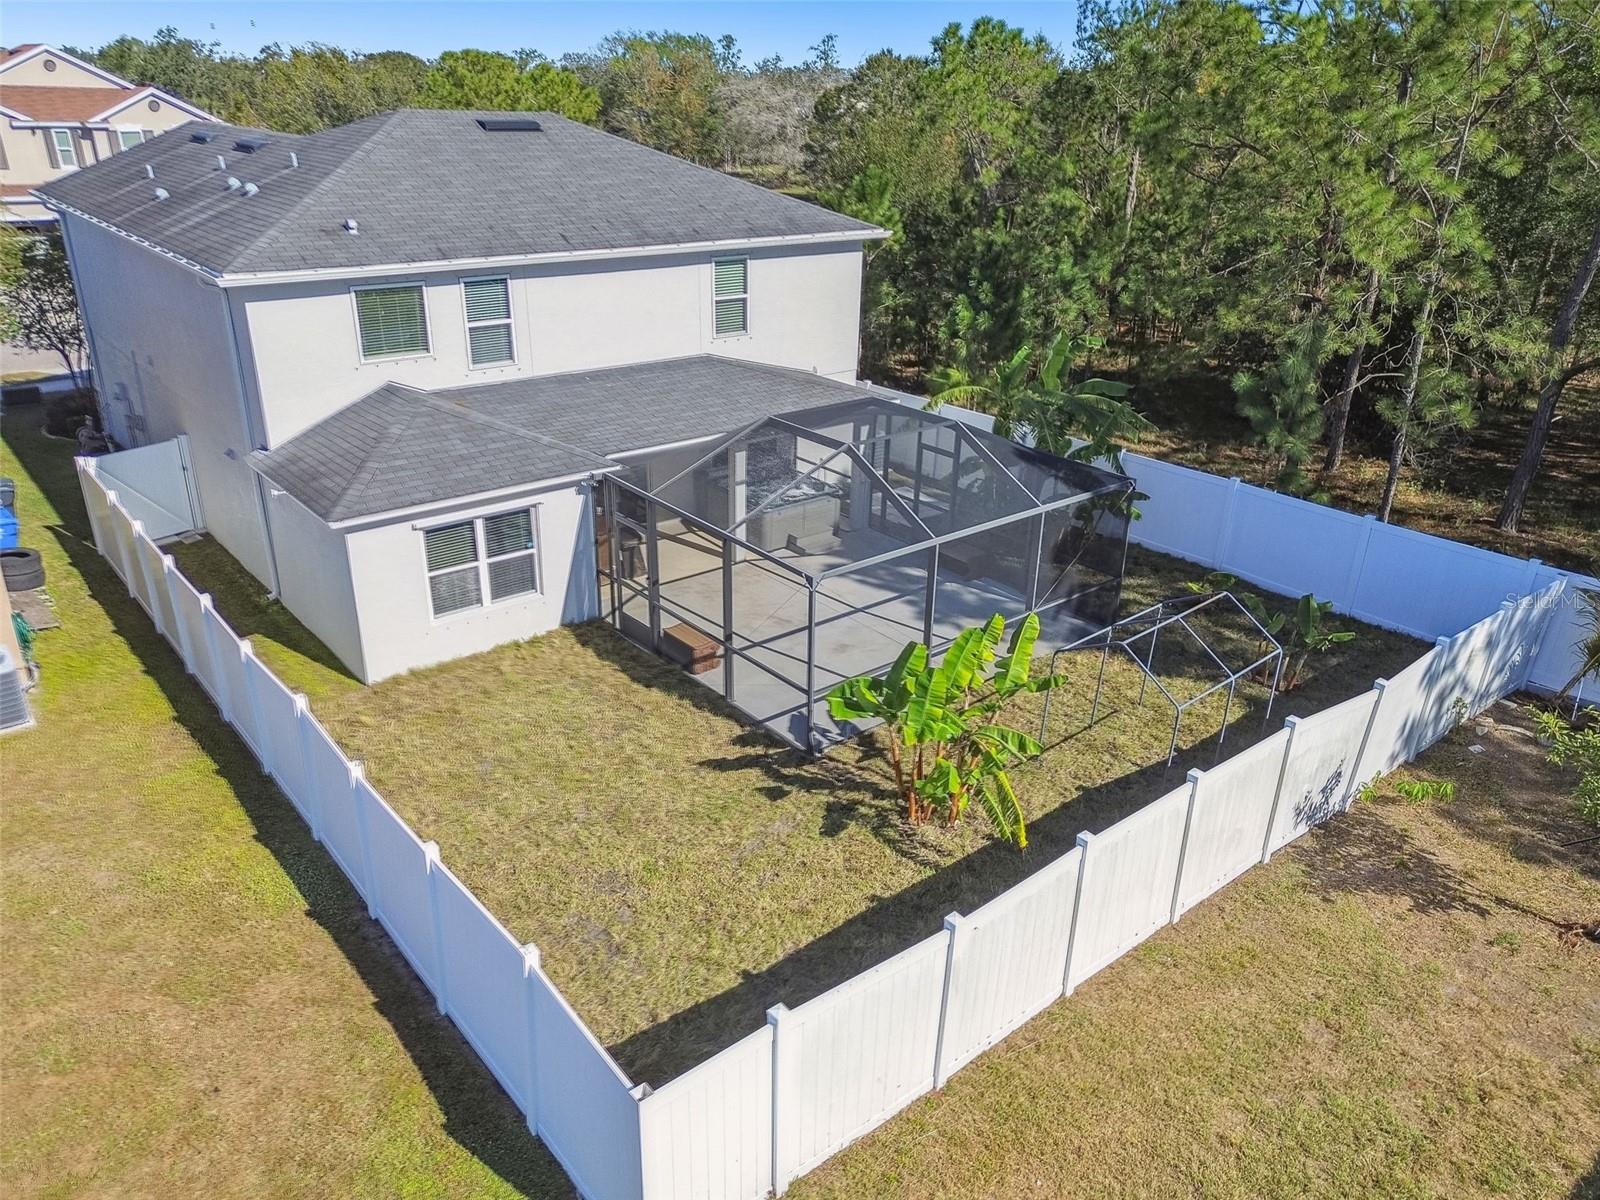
[766,1003,790,1026]
[942,911,965,933]
[1075,830,1096,849]
[630,1082,652,1101]
[521,942,540,969]
[198,592,215,610]
[1362,512,1376,521]
[1434,635,1453,649]
[1373,677,1390,693]
[239,637,253,655]
[292,693,309,713]
[420,838,439,861]
[349,759,366,781]
[1284,714,1302,730]
[1186,767,1205,785]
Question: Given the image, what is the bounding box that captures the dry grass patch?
[182,541,1421,1086]
[790,700,1600,1200]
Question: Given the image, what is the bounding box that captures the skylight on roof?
[476,116,542,132]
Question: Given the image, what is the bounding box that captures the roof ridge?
[217,111,403,272]
[412,391,611,464]
[335,385,428,518]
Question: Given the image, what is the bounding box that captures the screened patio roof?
[639,395,1133,583]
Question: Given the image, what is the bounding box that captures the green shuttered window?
[712,257,748,337]
[463,277,515,366]
[355,285,430,360]
[423,509,539,617]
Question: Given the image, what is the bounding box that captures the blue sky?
[5,2,1080,65]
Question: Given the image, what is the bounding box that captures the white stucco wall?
[61,213,273,581]
[342,479,601,682]
[238,242,866,446]
[262,486,366,679]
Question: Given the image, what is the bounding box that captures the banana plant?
[1281,593,1356,691]
[826,612,1063,848]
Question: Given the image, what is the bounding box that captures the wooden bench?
[662,622,722,675]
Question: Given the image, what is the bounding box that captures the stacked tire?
[1,548,43,592]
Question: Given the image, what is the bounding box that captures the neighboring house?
[0,43,212,225]
[39,109,890,681]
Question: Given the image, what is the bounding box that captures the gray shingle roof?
[255,355,878,522]
[36,110,883,275]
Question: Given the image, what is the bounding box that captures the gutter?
[249,457,619,533]
[29,196,888,288]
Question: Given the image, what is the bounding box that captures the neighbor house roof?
[254,355,878,523]
[0,82,204,125]
[0,84,132,122]
[36,109,886,279]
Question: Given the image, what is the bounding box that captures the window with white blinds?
[423,509,539,617]
[354,284,430,360]
[712,257,748,337]
[463,276,515,366]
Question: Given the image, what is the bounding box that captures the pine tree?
[1232,321,1329,496]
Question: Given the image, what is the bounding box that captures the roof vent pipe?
[215,154,225,170]
[242,182,259,197]
[152,187,169,201]
[289,151,299,168]
[225,176,241,191]
[144,163,155,178]
[342,217,358,235]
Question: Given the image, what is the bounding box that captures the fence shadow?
[167,535,360,687]
[20,439,575,1198]
[606,708,1239,1086]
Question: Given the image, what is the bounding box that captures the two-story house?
[40,109,894,683]
[1,43,211,225]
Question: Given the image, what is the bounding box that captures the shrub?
[43,389,99,439]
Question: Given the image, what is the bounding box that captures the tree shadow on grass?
[1571,1150,1600,1200]
[17,441,574,1197]
[1295,804,1492,919]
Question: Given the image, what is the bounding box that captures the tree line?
[65,5,1600,535]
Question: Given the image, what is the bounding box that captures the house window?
[116,129,146,151]
[354,284,430,360]
[712,257,748,337]
[48,128,78,170]
[423,508,539,617]
[462,276,515,367]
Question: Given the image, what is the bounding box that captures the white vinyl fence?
[911,397,1598,698]
[77,439,1583,1200]
[88,436,201,540]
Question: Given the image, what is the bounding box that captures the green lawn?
[6,409,1596,1199]
[175,528,1424,1087]
[791,702,1600,1200]
[1,412,575,1197]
